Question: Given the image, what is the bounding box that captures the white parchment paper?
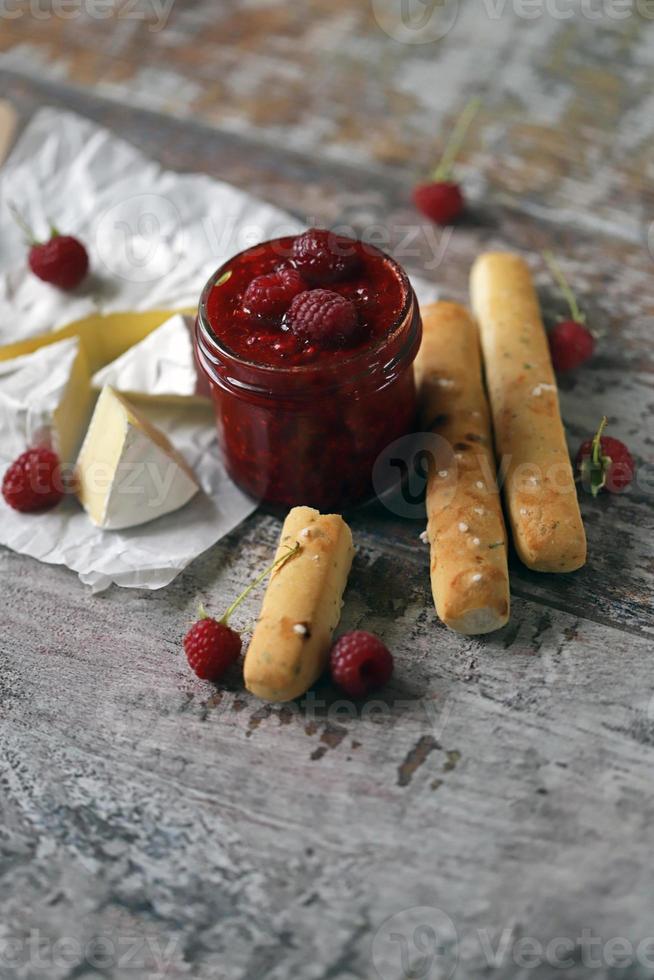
[0,109,438,592]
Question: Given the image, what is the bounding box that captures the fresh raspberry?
[242,268,306,317]
[2,448,66,513]
[413,100,479,224]
[291,229,360,284]
[29,234,89,290]
[549,319,595,372]
[183,617,242,681]
[412,181,465,225]
[576,417,634,496]
[543,252,594,371]
[286,289,358,348]
[182,542,301,682]
[330,631,394,697]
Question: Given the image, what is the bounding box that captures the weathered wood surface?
[1,0,653,236]
[1,8,654,978]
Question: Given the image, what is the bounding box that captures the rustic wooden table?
[1,4,653,979]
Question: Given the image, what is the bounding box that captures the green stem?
[542,250,586,323]
[431,98,481,182]
[591,415,608,469]
[218,541,301,626]
[8,203,38,245]
[583,415,610,497]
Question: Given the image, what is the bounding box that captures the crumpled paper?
[0,109,438,592]
[0,335,82,460]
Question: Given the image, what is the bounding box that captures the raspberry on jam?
[286,289,359,349]
[290,228,361,284]
[242,267,306,318]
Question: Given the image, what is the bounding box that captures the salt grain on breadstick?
[470,252,586,572]
[244,506,354,702]
[416,302,510,634]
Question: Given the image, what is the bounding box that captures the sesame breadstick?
[470,252,586,572]
[416,302,510,634]
[244,506,354,702]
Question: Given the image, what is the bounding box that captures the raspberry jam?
[195,234,422,510]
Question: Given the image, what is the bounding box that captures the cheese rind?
[244,506,355,702]
[470,252,586,573]
[0,309,193,374]
[75,385,199,530]
[92,314,209,404]
[0,336,92,466]
[416,302,510,634]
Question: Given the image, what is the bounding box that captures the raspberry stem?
[585,415,611,497]
[542,251,586,324]
[431,97,481,182]
[8,203,38,245]
[591,416,608,469]
[216,541,301,627]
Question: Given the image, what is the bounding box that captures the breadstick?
[470,252,586,572]
[416,302,510,634]
[244,506,354,702]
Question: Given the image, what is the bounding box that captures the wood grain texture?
[3,513,654,979]
[1,1,653,237]
[0,11,653,976]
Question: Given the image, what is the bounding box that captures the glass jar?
[195,238,422,511]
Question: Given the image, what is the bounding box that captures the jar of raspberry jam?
[195,231,422,511]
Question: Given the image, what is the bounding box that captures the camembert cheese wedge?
[244,506,355,702]
[75,385,199,530]
[0,336,92,466]
[91,314,209,404]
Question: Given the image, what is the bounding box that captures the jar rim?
[196,236,417,377]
